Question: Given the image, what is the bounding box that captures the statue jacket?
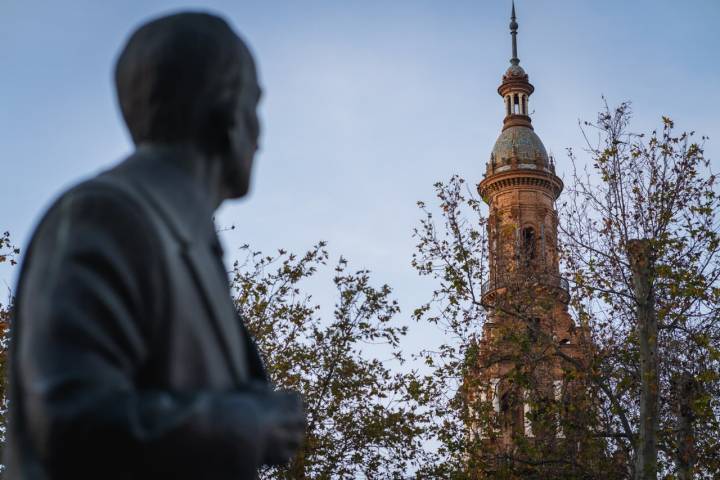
[6,151,270,479]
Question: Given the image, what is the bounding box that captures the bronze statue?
[6,12,305,479]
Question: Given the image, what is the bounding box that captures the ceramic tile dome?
[492,126,548,164]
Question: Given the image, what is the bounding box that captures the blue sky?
[2,1,719,349]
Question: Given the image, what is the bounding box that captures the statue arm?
[14,186,270,478]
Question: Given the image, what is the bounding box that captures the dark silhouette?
[6,12,305,479]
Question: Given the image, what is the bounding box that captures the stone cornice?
[478,169,564,202]
[502,115,533,131]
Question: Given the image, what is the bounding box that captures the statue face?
[224,45,262,199]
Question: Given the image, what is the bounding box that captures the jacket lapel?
[118,158,250,386]
[182,245,248,385]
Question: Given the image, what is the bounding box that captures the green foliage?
[562,100,720,478]
[411,176,488,475]
[0,232,17,463]
[232,242,427,479]
[0,231,19,267]
[409,101,720,478]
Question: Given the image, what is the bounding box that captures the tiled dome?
[492,126,548,165]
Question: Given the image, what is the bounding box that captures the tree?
[410,101,720,479]
[410,176,489,477]
[0,231,19,467]
[561,101,720,478]
[231,242,427,479]
[0,229,429,478]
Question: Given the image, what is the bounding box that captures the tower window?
[521,227,536,266]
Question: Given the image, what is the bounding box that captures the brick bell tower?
[468,2,588,470]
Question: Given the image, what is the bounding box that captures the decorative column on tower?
[465,3,590,473]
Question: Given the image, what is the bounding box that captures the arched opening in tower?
[521,226,536,268]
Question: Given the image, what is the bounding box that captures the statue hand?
[259,390,306,466]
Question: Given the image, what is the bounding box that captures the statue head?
[115,12,261,198]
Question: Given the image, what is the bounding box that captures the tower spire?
[510,1,519,66]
